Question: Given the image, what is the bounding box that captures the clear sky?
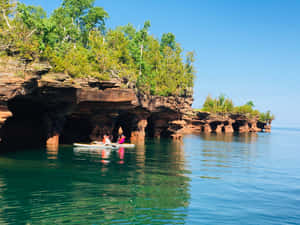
[20,0,300,127]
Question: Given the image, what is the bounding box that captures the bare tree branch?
[2,9,11,29]
[26,29,37,40]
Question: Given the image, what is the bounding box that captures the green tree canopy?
[199,94,274,122]
[0,0,195,97]
[160,32,176,51]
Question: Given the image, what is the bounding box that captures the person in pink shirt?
[118,135,126,144]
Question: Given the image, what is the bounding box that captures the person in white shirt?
[103,134,111,145]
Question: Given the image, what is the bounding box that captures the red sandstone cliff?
[0,59,270,149]
[0,70,193,148]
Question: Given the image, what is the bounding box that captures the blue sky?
[20,0,300,127]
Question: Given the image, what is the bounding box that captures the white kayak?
[73,143,135,149]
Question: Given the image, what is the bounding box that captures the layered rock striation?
[0,70,192,148]
[180,112,271,135]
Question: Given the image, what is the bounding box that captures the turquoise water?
[0,128,300,224]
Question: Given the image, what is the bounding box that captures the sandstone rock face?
[239,123,249,133]
[264,124,271,133]
[130,119,148,142]
[224,120,234,133]
[203,123,212,133]
[0,106,12,127]
[0,75,37,103]
[46,134,59,151]
[183,112,270,137]
[0,62,271,149]
[0,72,193,148]
[215,124,224,133]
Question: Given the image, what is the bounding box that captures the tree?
[116,23,136,40]
[246,101,254,107]
[259,110,275,123]
[62,0,94,20]
[217,94,225,111]
[130,21,151,76]
[50,0,108,45]
[16,3,50,50]
[0,0,16,29]
[202,95,215,112]
[224,98,234,112]
[0,0,16,52]
[160,32,176,51]
[81,6,108,32]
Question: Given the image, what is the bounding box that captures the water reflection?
[184,133,270,180]
[200,132,258,143]
[0,140,191,224]
[1,131,297,224]
[135,143,146,168]
[46,145,59,160]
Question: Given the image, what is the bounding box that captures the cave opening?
[145,113,172,138]
[222,121,229,133]
[257,121,265,129]
[112,113,134,142]
[60,116,93,144]
[222,126,225,132]
[232,120,244,133]
[146,115,155,138]
[209,122,220,133]
[160,128,172,138]
[2,97,48,148]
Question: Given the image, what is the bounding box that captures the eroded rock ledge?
[0,71,271,149]
[171,111,271,139]
[0,72,193,149]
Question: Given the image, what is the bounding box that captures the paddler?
[103,134,112,145]
[118,135,126,144]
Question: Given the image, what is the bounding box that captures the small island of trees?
[196,94,275,123]
[0,0,195,97]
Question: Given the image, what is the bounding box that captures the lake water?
[0,128,300,224]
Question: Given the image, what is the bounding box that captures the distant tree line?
[0,0,195,96]
[196,94,274,123]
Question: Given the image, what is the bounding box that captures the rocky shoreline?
[0,60,271,149]
[174,111,271,139]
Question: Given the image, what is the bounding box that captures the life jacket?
[118,137,125,144]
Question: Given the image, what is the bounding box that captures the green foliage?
[0,0,16,50]
[50,0,108,46]
[259,110,275,123]
[246,100,254,107]
[81,6,108,32]
[0,0,195,97]
[160,32,176,51]
[202,94,234,113]
[49,44,95,78]
[17,3,46,29]
[0,0,16,29]
[200,94,274,121]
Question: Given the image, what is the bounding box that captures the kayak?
[73,143,135,149]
